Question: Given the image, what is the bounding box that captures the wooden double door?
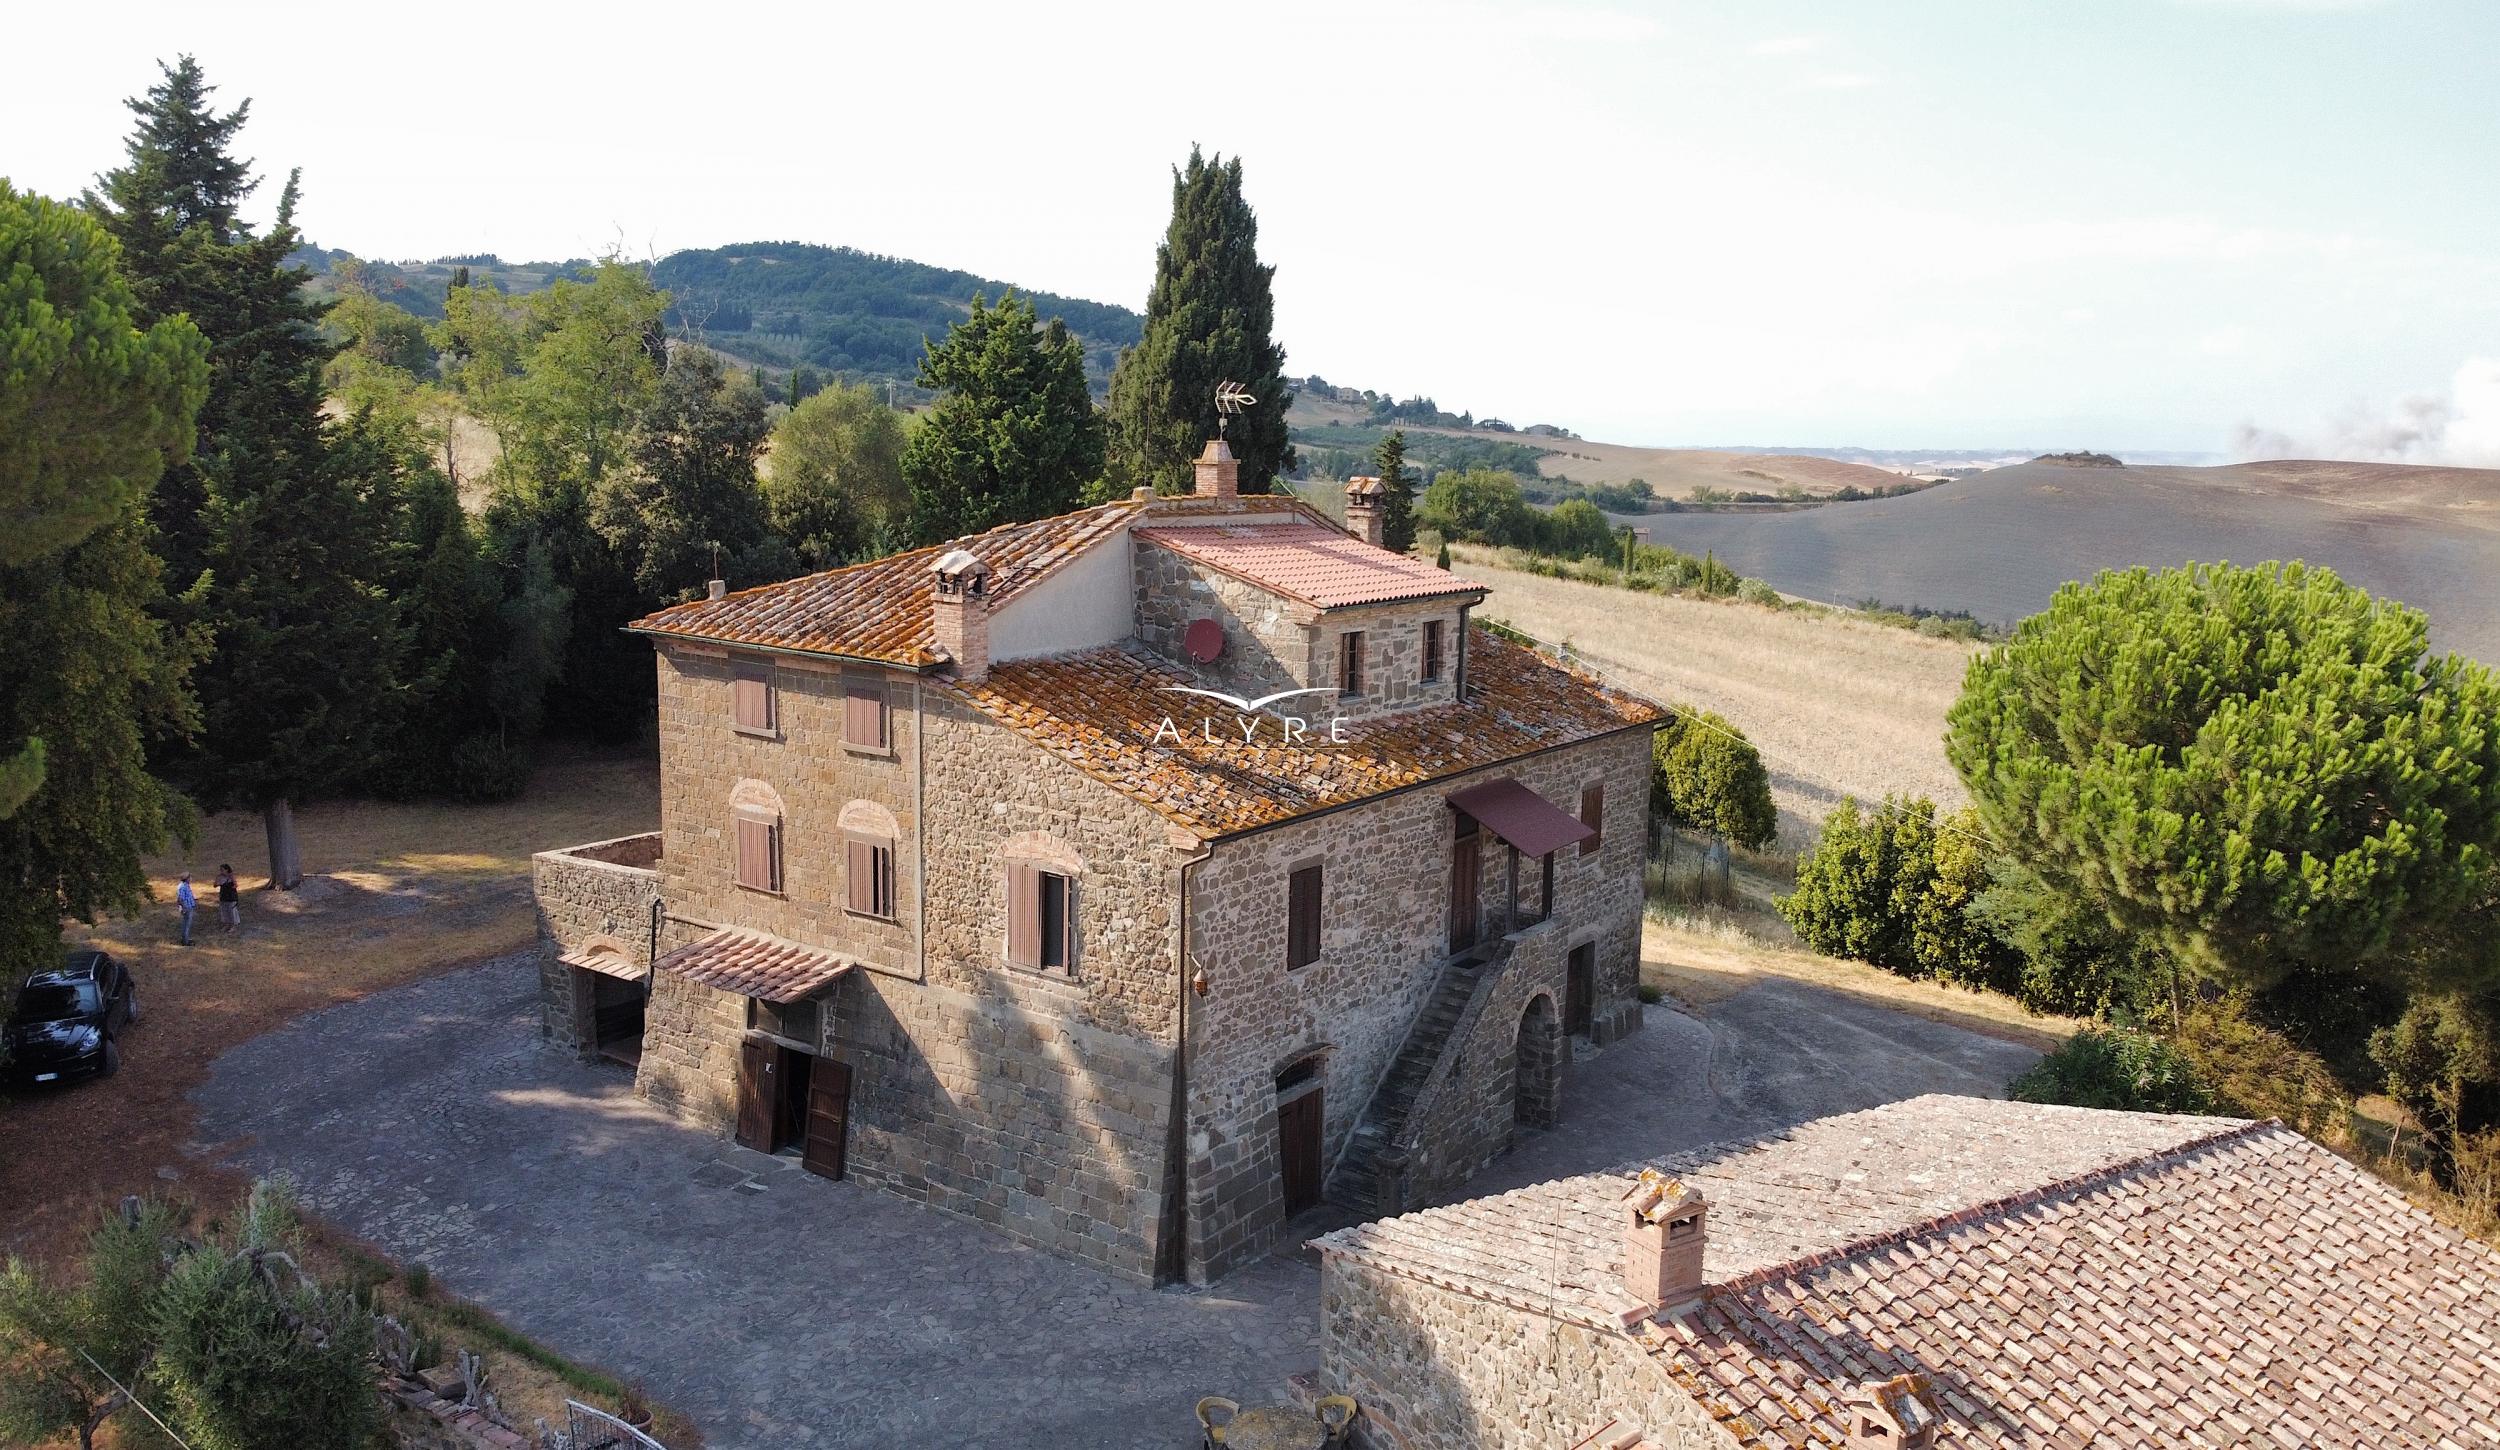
[736,1036,849,1181]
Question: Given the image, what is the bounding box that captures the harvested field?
[1455,545,1974,841]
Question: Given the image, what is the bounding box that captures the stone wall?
[1318,1260,1732,1450]
[1395,915,1574,1207]
[530,834,662,1054]
[1314,601,1469,724]
[1133,542,1321,703]
[1179,727,1654,1283]
[634,950,747,1125]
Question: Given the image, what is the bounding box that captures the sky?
[8,0,2499,456]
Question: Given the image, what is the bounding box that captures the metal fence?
[565,1400,666,1450]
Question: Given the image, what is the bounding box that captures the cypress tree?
[90,57,407,887]
[1105,148,1292,494]
[1374,429,1417,554]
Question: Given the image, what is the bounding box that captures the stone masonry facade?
[1319,1261,1729,1450]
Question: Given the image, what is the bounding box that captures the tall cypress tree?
[1373,429,1417,554]
[90,57,406,888]
[1105,148,1292,494]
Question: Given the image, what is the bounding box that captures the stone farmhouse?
[1312,1094,2500,1449]
[532,438,1662,1285]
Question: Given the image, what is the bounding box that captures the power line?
[75,1347,198,1450]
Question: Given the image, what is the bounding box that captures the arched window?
[1001,832,1084,973]
[729,779,785,894]
[840,800,901,920]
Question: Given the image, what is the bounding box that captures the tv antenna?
[1214,380,1255,436]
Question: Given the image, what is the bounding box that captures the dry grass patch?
[1458,545,1974,838]
[3,747,657,1264]
[1640,917,2078,1054]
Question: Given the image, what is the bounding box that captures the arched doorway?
[1514,994,1561,1129]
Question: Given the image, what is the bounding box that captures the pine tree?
[900,293,1103,544]
[90,57,407,887]
[1105,148,1292,493]
[1374,429,1417,554]
[593,348,795,603]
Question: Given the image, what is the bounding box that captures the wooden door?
[1278,1083,1324,1215]
[1450,817,1482,953]
[772,1044,810,1151]
[735,1036,773,1150]
[803,1056,851,1181]
[1566,942,1596,1037]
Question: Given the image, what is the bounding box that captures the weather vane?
[1214,380,1255,436]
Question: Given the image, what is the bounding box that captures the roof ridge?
[1699,1114,2278,1301]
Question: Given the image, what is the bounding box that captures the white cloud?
[1749,33,1826,56]
[2235,358,2500,467]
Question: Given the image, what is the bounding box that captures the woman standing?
[216,863,241,933]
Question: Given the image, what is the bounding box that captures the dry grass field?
[1455,545,1974,842]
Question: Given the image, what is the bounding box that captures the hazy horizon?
[10,0,2498,460]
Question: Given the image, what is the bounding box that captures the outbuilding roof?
[652,928,851,1003]
[1314,1096,2500,1448]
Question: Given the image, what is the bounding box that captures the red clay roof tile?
[653,928,850,1003]
[1133,522,1484,608]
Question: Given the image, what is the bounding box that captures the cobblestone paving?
[192,954,2037,1449]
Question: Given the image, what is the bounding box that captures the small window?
[1006,862,1077,972]
[733,661,775,734]
[1421,620,1444,683]
[843,674,890,751]
[1540,850,1556,918]
[752,994,819,1047]
[845,835,897,919]
[1580,783,1603,858]
[1339,631,1366,698]
[1287,863,1324,970]
[735,812,782,893]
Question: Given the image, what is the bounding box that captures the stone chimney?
[1620,1170,1707,1314]
[930,548,993,684]
[707,577,728,601]
[1193,438,1240,499]
[1344,476,1386,547]
[1843,1374,1939,1450]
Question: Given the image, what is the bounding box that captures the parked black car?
[5,950,137,1086]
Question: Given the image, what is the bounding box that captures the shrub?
[1651,709,1776,850]
[2370,993,2500,1179]
[1536,498,1616,559]
[2173,999,2351,1143]
[1736,577,1782,608]
[1970,861,2180,1020]
[1910,812,2022,994]
[1637,983,1664,1005]
[2009,1027,2216,1114]
[1778,798,1915,969]
[403,1260,433,1299]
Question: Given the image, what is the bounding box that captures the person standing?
[216,864,240,933]
[175,872,197,947]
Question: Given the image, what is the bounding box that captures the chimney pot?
[929,548,993,683]
[1620,1169,1707,1314]
[1343,475,1387,548]
[1843,1374,1940,1450]
[708,578,728,601]
[1193,438,1240,499]
[1131,485,1157,502]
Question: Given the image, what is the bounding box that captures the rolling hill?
[1618,459,2500,660]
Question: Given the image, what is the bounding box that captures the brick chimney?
[1344,476,1386,547]
[930,548,993,684]
[1620,1170,1707,1314]
[1843,1374,1939,1450]
[1193,438,1240,499]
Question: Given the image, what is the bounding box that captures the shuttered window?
[734,813,781,893]
[842,674,889,751]
[845,835,896,919]
[1339,631,1366,698]
[1421,620,1444,683]
[732,661,775,734]
[1581,783,1604,858]
[1006,862,1077,972]
[1287,863,1324,970]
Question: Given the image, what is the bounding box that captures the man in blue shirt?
[175,872,196,947]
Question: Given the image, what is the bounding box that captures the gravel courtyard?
[191,951,2038,1449]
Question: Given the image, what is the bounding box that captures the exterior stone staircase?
[1328,946,1502,1218]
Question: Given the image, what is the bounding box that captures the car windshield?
[14,983,100,1021]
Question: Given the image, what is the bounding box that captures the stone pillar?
[1194,439,1240,499]
[1344,476,1386,547]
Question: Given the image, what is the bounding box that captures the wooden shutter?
[1287,864,1323,969]
[1005,862,1040,966]
[734,663,772,732]
[1581,783,1604,858]
[846,837,876,914]
[1422,620,1444,682]
[844,676,888,750]
[875,845,895,918]
[736,815,777,891]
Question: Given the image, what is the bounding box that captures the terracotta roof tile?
[1133,522,1485,608]
[1314,1096,2500,1448]
[653,928,850,1002]
[627,495,1323,664]
[949,628,1662,839]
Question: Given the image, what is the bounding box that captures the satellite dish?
[1184,618,1226,663]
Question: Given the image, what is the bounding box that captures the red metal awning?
[653,928,852,1003]
[1446,777,1594,858]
